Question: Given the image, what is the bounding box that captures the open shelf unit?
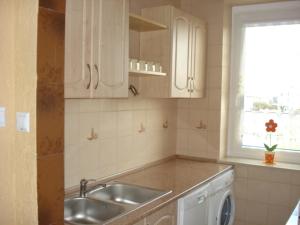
[129,13,168,32]
[129,13,168,78]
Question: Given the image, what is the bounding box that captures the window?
[228,1,300,163]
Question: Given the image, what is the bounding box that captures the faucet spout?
[79,179,106,197]
[79,179,96,198]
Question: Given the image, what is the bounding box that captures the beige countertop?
[66,158,232,225]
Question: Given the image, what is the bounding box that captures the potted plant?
[264,119,278,164]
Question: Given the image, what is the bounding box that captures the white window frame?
[227,1,300,164]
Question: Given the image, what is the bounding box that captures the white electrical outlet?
[0,107,5,128]
[16,112,30,132]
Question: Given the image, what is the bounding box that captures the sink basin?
[87,183,170,206]
[64,197,125,225]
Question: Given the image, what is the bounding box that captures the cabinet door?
[93,0,128,98]
[65,0,91,98]
[146,202,177,225]
[190,20,206,98]
[171,9,191,98]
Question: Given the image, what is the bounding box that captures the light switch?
[16,112,30,132]
[0,107,5,128]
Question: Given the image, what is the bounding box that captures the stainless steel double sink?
[64,182,171,225]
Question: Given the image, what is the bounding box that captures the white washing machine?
[208,169,235,225]
[177,183,210,225]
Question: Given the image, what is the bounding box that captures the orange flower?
[265,119,277,132]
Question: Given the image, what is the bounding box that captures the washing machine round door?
[217,190,235,225]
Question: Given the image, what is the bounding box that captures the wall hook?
[138,123,146,133]
[196,120,207,129]
[87,128,98,140]
[163,120,168,129]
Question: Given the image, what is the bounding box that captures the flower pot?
[265,151,275,164]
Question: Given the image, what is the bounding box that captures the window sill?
[219,157,300,171]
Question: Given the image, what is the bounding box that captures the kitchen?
[0,0,300,225]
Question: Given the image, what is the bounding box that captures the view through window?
[241,23,300,152]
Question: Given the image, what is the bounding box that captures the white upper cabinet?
[139,6,206,98]
[65,0,129,98]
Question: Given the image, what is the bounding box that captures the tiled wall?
[176,0,224,160]
[176,98,221,159]
[234,165,300,225]
[65,98,177,188]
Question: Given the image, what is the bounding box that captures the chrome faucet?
[79,179,106,198]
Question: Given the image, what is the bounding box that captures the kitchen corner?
[65,157,232,225]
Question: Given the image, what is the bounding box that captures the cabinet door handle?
[94,64,100,90]
[86,64,91,89]
[187,78,190,92]
[191,79,195,93]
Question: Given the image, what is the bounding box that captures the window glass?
[241,24,300,151]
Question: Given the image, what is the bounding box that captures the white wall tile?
[269,168,292,184]
[117,99,133,111]
[99,111,117,139]
[268,183,291,207]
[177,109,190,129]
[176,129,189,154]
[99,99,118,112]
[177,99,190,109]
[69,113,80,146]
[79,112,100,144]
[118,111,133,137]
[190,109,208,130]
[117,136,134,170]
[188,130,208,157]
[65,98,177,188]
[234,178,247,200]
[233,165,300,225]
[267,205,291,225]
[207,44,223,67]
[246,180,270,203]
[190,98,208,110]
[65,99,80,113]
[208,88,221,110]
[79,99,101,112]
[245,201,268,225]
[247,166,271,181]
[290,185,300,208]
[235,199,247,221]
[207,110,221,131]
[207,67,222,88]
[291,171,300,186]
[235,165,248,178]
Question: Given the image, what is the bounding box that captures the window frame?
[227,1,300,164]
